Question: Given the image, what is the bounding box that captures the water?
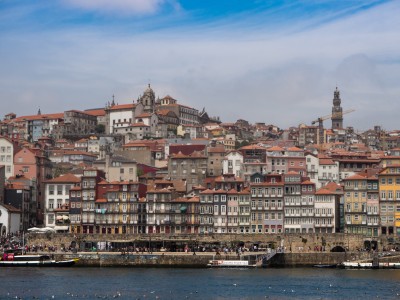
[1,268,400,299]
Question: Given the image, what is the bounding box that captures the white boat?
[342,261,400,269]
[207,259,255,268]
[0,250,78,267]
[342,261,374,269]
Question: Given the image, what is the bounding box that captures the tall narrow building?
[331,87,343,130]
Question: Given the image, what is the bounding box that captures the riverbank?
[49,251,375,268]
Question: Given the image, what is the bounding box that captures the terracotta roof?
[187,196,200,202]
[170,150,206,159]
[1,204,21,213]
[46,173,80,183]
[130,122,149,127]
[301,180,314,185]
[95,199,107,203]
[344,174,367,180]
[315,189,335,195]
[85,109,106,116]
[108,103,136,111]
[319,158,336,165]
[267,146,284,151]
[136,113,152,118]
[13,113,64,122]
[287,147,303,152]
[239,145,265,150]
[208,146,226,153]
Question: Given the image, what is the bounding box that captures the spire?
[38,108,41,115]
[111,94,115,107]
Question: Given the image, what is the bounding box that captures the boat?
[207,259,256,268]
[0,249,79,267]
[341,261,400,269]
[313,264,338,268]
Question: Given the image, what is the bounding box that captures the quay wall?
[25,233,383,252]
[269,252,373,267]
[54,252,372,268]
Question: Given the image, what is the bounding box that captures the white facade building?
[223,151,243,178]
[44,174,80,231]
[0,203,21,235]
[0,137,14,179]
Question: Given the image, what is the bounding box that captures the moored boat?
[0,250,78,267]
[207,259,255,268]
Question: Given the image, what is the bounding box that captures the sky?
[1,0,399,131]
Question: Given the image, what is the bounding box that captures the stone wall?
[26,232,386,252]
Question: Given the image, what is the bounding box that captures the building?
[168,151,207,192]
[95,179,144,235]
[52,110,97,139]
[314,182,343,233]
[283,172,311,233]
[80,169,104,234]
[43,173,80,231]
[331,87,343,130]
[223,150,243,177]
[207,146,225,177]
[4,182,30,231]
[92,154,137,182]
[378,166,400,236]
[250,174,284,234]
[0,203,21,235]
[0,136,15,179]
[105,101,144,135]
[343,174,368,235]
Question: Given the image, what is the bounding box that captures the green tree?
[95,124,105,134]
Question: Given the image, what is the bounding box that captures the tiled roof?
[46,173,80,183]
[108,103,136,111]
[287,147,303,152]
[85,109,106,116]
[344,174,367,180]
[13,113,64,122]
[136,113,152,118]
[267,146,284,151]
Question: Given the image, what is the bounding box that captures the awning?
[54,226,69,231]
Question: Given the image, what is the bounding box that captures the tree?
[95,124,105,134]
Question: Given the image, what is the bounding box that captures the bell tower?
[331,87,343,130]
[139,84,156,113]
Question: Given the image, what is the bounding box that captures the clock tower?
[331,87,343,130]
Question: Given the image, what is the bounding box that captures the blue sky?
[1,0,399,130]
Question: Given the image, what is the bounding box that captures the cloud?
[62,0,171,16]
[1,1,400,131]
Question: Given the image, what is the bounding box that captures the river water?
[1,267,400,299]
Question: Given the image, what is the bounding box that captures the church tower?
[139,84,156,113]
[331,87,343,130]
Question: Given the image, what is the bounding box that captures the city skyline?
[1,0,399,130]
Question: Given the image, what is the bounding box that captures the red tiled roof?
[267,146,284,151]
[170,144,206,156]
[85,109,106,116]
[108,103,136,111]
[95,199,107,203]
[46,173,80,183]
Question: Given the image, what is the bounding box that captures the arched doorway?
[331,245,346,252]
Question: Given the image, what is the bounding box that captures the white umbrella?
[27,227,41,232]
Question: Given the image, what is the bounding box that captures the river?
[1,267,400,299]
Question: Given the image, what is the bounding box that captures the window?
[57,185,63,195]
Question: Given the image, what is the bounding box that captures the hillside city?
[0,85,398,239]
